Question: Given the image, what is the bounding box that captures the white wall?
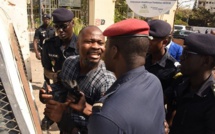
[0,0,31,80]
[89,0,115,32]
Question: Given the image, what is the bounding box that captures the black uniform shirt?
[170,75,215,134]
[88,66,165,134]
[145,50,179,92]
[34,24,55,48]
[42,34,78,72]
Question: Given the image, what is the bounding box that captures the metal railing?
[0,79,21,134]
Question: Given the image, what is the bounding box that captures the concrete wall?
[89,0,115,32]
[0,0,31,80]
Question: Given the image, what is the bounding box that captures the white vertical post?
[89,0,115,31]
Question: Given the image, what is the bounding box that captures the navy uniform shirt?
[88,66,165,134]
[34,24,55,48]
[170,75,215,134]
[145,50,179,95]
[42,34,78,73]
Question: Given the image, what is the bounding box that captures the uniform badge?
[51,60,55,66]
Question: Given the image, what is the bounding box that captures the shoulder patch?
[174,62,180,67]
[92,103,103,113]
[173,72,183,79]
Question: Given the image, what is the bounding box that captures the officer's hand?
[164,120,170,134]
[67,92,86,113]
[35,52,41,60]
[44,100,69,122]
[39,88,53,104]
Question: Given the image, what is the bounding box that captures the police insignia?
[51,60,55,66]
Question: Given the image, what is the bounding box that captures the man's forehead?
[83,29,103,37]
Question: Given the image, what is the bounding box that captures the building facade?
[198,0,215,13]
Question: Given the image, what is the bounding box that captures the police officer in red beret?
[169,33,215,134]
[67,19,166,134]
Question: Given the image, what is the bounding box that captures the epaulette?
[92,102,103,113]
[173,72,183,79]
[44,36,61,47]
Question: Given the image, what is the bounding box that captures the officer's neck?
[189,71,211,92]
[151,49,165,64]
[62,35,73,47]
[43,23,49,28]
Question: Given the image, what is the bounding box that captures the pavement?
[30,50,60,134]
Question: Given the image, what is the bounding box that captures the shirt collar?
[166,40,172,49]
[60,34,77,49]
[69,34,77,49]
[150,49,171,67]
[196,74,215,97]
[84,60,105,77]
[105,66,146,95]
[146,49,171,68]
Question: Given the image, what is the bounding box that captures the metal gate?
[0,78,21,134]
[27,0,89,29]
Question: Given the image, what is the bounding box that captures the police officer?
[169,33,215,134]
[41,8,78,83]
[33,14,55,60]
[145,20,180,104]
[40,8,78,130]
[67,19,165,134]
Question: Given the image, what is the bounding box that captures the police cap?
[103,19,150,38]
[52,8,74,23]
[42,14,51,19]
[184,33,215,56]
[148,19,171,38]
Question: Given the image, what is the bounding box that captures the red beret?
[103,19,150,37]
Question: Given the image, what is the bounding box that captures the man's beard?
[83,59,100,68]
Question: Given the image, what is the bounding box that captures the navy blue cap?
[42,14,51,19]
[52,8,74,23]
[148,20,171,38]
[184,33,215,56]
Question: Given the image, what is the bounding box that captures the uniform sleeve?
[205,98,215,134]
[34,28,40,39]
[88,114,124,134]
[41,42,52,70]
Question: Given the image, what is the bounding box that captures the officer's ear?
[203,55,214,68]
[162,38,169,47]
[111,45,119,59]
[71,20,75,27]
